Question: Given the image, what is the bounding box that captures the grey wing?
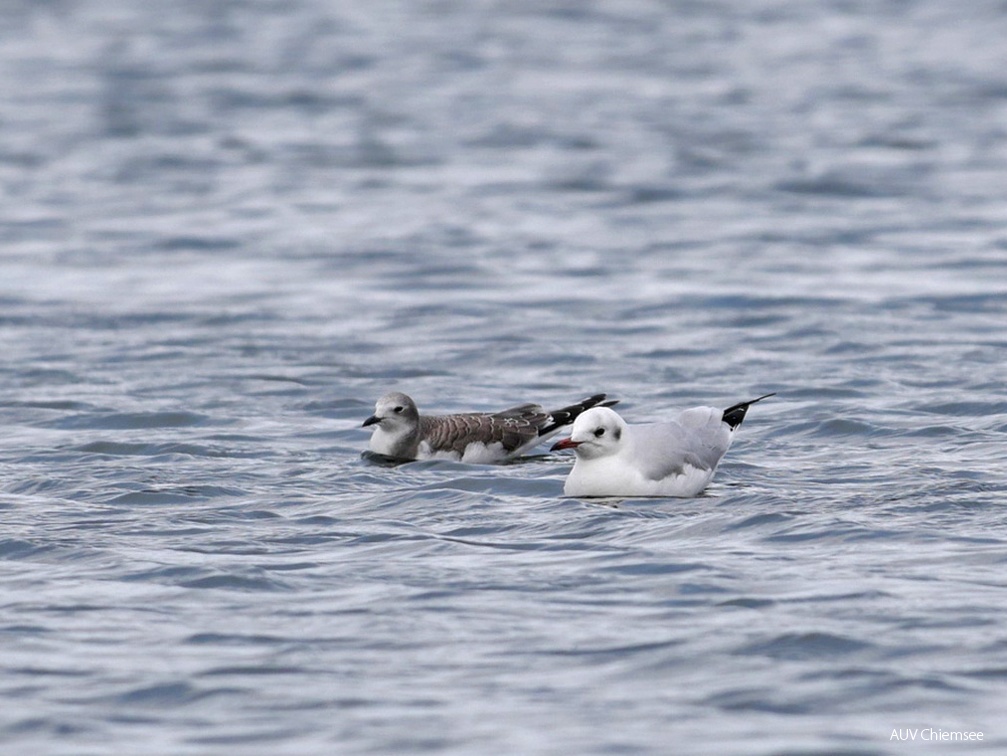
[632,413,731,481]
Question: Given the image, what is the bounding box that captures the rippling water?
[3,1,1007,753]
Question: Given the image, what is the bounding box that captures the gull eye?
[393,406,404,414]
[594,427,606,438]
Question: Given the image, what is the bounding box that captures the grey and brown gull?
[362,391,618,463]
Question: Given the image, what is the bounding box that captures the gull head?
[362,392,420,434]
[550,406,626,460]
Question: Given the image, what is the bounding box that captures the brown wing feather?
[420,411,544,455]
[417,396,617,458]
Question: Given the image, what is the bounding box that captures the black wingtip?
[721,392,776,430]
[539,393,618,436]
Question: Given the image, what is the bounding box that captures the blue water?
[2,1,1007,753]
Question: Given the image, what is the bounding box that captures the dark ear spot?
[613,427,621,441]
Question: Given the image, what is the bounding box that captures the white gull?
[551,394,775,497]
[362,392,618,463]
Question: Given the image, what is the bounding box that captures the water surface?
[2,1,1007,753]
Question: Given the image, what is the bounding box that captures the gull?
[551,393,775,497]
[362,392,618,463]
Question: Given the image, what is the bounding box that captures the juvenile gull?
[362,392,618,463]
[551,394,775,497]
